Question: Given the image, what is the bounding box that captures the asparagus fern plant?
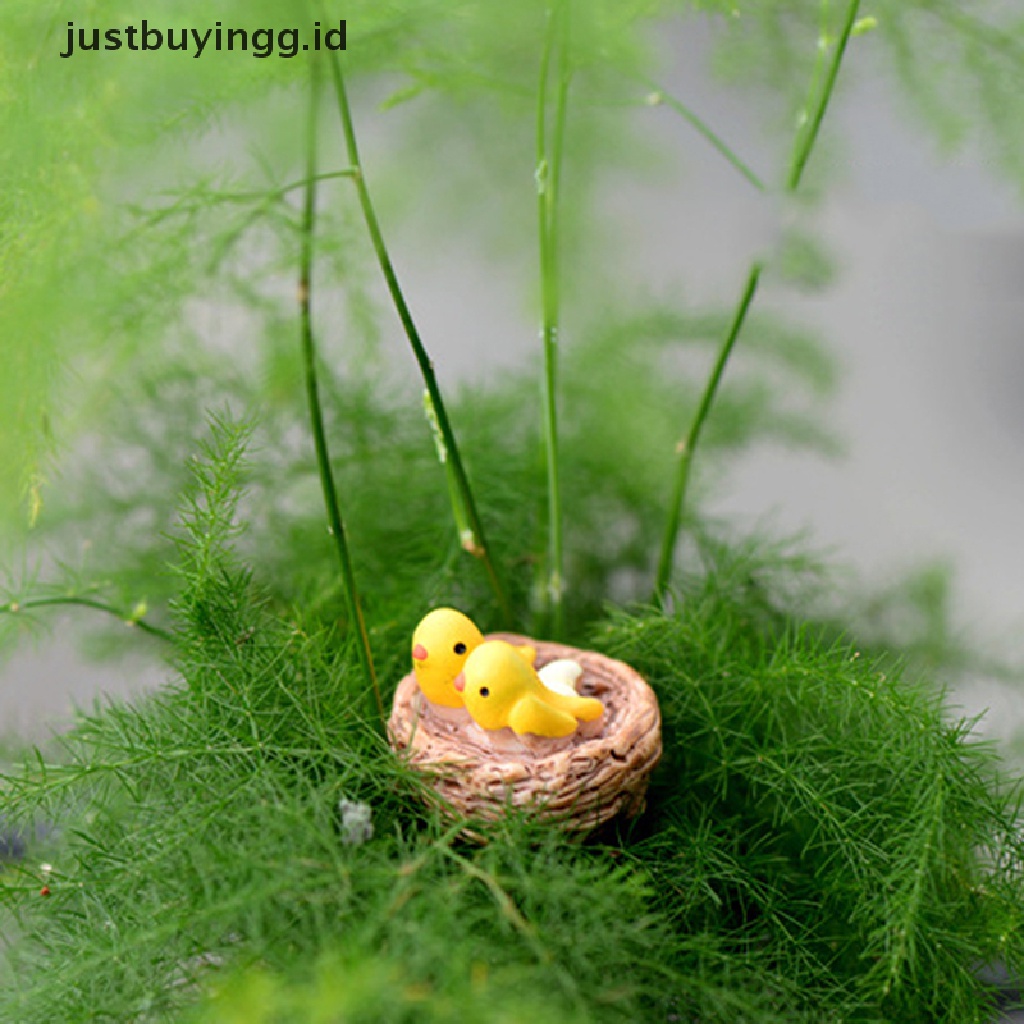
[3,1,1024,1021]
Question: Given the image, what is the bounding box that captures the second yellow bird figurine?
[411,607,484,709]
[456,640,604,739]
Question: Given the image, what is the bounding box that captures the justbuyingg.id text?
[59,20,346,59]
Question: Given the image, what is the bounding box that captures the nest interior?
[388,633,662,833]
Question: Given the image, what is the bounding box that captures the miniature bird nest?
[388,634,662,835]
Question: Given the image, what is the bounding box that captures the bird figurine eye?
[479,687,490,698]
[454,642,467,655]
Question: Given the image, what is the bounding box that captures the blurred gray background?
[3,27,1023,754]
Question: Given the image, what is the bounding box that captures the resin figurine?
[410,607,484,709]
[389,617,663,835]
[410,607,584,713]
[458,640,603,739]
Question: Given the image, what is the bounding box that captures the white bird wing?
[538,659,583,697]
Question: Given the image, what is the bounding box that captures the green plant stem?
[298,57,383,724]
[654,262,762,598]
[0,595,172,641]
[422,390,474,551]
[786,0,861,191]
[654,0,861,604]
[642,79,766,192]
[201,169,359,205]
[536,1,571,639]
[324,51,512,626]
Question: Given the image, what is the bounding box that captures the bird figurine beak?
[453,672,466,692]
[412,644,428,661]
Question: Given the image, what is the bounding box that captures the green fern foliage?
[4,0,1024,529]
[598,585,1024,1021]
[4,1,1024,1020]
[1,427,1022,1022]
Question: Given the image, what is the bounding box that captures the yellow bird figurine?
[411,607,484,708]
[456,640,604,739]
[410,607,539,708]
